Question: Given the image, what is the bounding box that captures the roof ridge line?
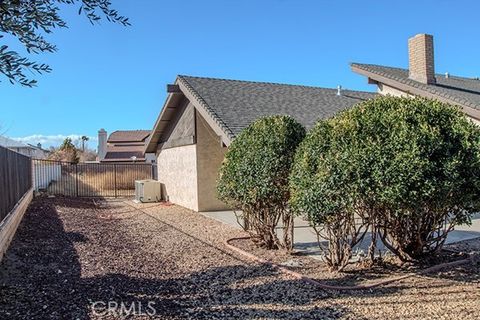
[178,74,374,94]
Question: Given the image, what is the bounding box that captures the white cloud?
[12,134,98,149]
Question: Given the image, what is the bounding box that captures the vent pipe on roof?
[337,85,342,96]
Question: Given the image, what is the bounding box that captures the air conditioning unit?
[135,179,161,203]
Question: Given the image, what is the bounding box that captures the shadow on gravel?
[0,197,353,319]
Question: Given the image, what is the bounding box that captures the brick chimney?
[408,34,436,84]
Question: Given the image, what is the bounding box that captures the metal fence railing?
[0,146,32,223]
[33,159,156,197]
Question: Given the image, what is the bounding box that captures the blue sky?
[2,0,480,148]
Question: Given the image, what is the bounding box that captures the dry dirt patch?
[0,196,478,319]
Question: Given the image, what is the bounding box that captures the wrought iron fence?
[33,159,156,197]
[0,146,32,222]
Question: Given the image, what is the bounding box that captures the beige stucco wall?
[470,118,480,126]
[155,101,229,212]
[195,112,229,212]
[157,144,199,211]
[377,83,413,97]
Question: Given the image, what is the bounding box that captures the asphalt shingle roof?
[103,145,146,162]
[351,63,480,110]
[108,130,150,143]
[178,75,376,138]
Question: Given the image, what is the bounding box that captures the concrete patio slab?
[201,211,480,260]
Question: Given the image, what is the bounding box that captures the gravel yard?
[0,196,479,319]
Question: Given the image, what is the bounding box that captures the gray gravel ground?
[0,196,479,319]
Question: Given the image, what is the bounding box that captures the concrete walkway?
[201,211,480,259]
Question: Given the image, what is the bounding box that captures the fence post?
[31,159,35,194]
[114,164,117,198]
[75,164,79,197]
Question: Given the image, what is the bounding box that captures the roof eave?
[177,76,233,146]
[144,81,185,153]
[351,64,480,122]
[145,76,234,153]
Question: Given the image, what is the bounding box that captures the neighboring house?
[0,136,49,159]
[97,129,156,163]
[352,33,480,124]
[145,76,376,212]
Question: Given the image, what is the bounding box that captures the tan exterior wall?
[195,112,229,211]
[468,117,480,126]
[377,83,413,97]
[155,102,229,212]
[157,144,199,211]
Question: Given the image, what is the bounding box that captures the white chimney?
[408,34,436,84]
[97,129,107,161]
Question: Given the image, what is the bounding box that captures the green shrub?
[217,115,306,249]
[290,96,480,267]
[289,120,370,270]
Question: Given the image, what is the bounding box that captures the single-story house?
[0,136,49,159]
[97,129,156,163]
[352,33,480,123]
[145,76,376,212]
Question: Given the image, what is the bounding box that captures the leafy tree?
[217,115,306,250]
[49,137,79,163]
[60,137,75,150]
[0,0,129,87]
[290,96,480,267]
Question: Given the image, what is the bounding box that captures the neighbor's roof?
[0,135,29,148]
[351,63,480,111]
[27,143,50,153]
[102,145,146,162]
[179,75,376,137]
[107,130,150,143]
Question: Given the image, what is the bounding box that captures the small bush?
[290,96,480,267]
[217,115,306,249]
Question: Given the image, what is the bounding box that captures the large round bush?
[217,115,306,249]
[290,96,480,264]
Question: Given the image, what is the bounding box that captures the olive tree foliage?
[217,115,306,250]
[290,96,480,269]
[0,0,129,87]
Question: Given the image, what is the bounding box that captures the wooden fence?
[0,146,32,223]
